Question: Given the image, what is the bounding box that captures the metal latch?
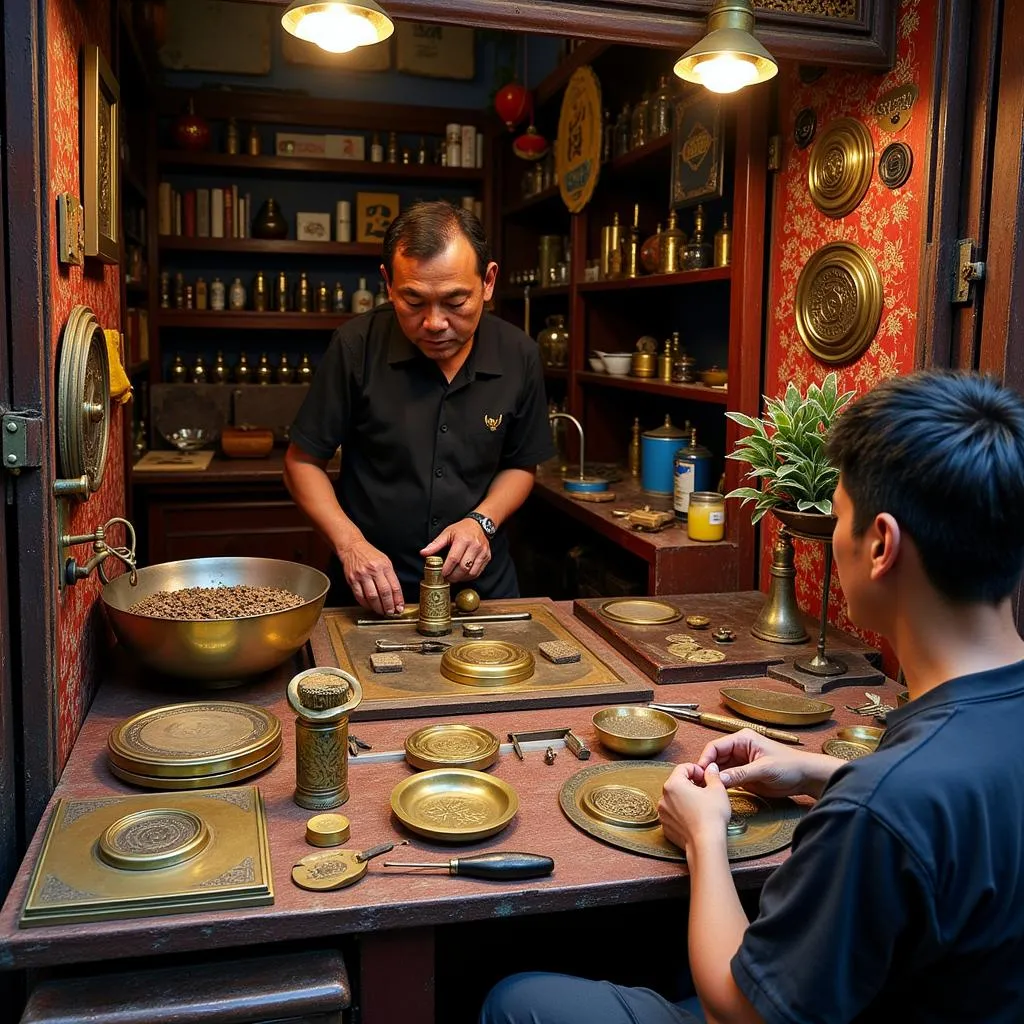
[2,412,43,473]
[953,239,985,305]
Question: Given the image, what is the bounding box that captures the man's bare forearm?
[472,467,536,529]
[283,444,362,554]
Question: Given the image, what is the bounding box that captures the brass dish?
[836,725,885,750]
[592,706,678,757]
[808,116,874,219]
[700,367,728,387]
[719,687,835,727]
[107,701,282,778]
[389,768,519,843]
[98,809,211,871]
[795,241,883,365]
[439,640,535,688]
[822,737,873,761]
[599,598,682,626]
[560,761,803,862]
[405,724,501,771]
[108,743,281,790]
[102,556,330,682]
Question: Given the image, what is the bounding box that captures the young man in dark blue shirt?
[482,371,1024,1024]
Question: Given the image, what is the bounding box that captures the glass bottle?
[714,212,732,268]
[133,416,147,460]
[212,351,230,384]
[625,203,640,278]
[673,428,714,520]
[184,284,194,310]
[297,353,314,385]
[210,277,226,311]
[235,351,252,384]
[417,136,427,164]
[659,336,673,382]
[332,282,346,313]
[374,280,388,306]
[191,354,207,384]
[672,342,697,384]
[613,102,631,158]
[370,133,384,162]
[401,148,410,165]
[195,276,208,311]
[352,277,373,314]
[256,352,273,385]
[682,204,712,270]
[229,277,246,311]
[247,125,261,156]
[277,353,294,384]
[649,74,674,139]
[630,93,649,150]
[225,117,240,155]
[316,281,330,313]
[658,212,686,274]
[386,131,398,163]
[253,270,268,312]
[295,271,311,313]
[159,271,170,309]
[174,273,185,309]
[687,491,726,541]
[169,352,187,384]
[276,271,288,312]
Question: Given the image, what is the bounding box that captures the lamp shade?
[674,0,778,94]
[281,1,394,55]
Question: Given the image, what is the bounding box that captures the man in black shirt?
[285,202,553,614]
[482,371,1024,1024]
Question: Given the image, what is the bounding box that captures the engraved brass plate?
[404,724,501,772]
[439,640,536,688]
[390,768,518,843]
[292,850,366,891]
[795,241,883,365]
[560,762,803,862]
[599,599,682,626]
[874,83,918,134]
[107,702,282,778]
[583,784,659,828]
[879,141,913,189]
[822,737,873,760]
[808,117,874,219]
[20,787,273,927]
[719,686,835,726]
[107,743,282,790]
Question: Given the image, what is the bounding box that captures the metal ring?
[464,560,474,569]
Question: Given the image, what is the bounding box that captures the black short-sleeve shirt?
[732,660,1024,1023]
[290,306,554,601]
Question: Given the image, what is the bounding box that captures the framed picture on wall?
[356,192,399,244]
[670,89,724,210]
[82,44,120,263]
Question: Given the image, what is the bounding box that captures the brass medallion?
[667,642,699,660]
[664,633,698,645]
[874,83,918,133]
[794,107,816,149]
[389,768,518,843]
[98,809,211,871]
[795,241,883,365]
[686,648,726,664]
[557,66,603,213]
[292,849,367,891]
[878,141,913,189]
[404,723,501,771]
[822,737,873,761]
[107,743,281,790]
[439,640,535,688]
[808,117,874,219]
[719,686,835,726]
[599,598,682,626]
[560,762,803,862]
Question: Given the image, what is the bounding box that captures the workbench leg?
[359,927,435,1024]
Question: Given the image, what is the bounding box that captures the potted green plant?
[725,372,856,537]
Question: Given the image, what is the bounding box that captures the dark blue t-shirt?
[733,660,1024,1023]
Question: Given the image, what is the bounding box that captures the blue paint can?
[640,415,687,495]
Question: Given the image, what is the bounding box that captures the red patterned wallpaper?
[47,0,126,766]
[757,0,936,671]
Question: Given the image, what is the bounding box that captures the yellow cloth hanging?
[104,329,133,405]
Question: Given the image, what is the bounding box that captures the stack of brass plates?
[404,724,501,771]
[439,640,535,688]
[559,762,803,863]
[20,786,273,926]
[390,768,518,842]
[107,701,282,789]
[599,598,682,626]
[719,687,835,727]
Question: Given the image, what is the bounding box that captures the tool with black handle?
[381,852,554,880]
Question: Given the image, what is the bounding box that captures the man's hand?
[339,539,405,615]
[420,518,491,584]
[659,762,733,854]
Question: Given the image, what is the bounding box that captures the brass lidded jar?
[658,212,686,274]
[418,556,452,637]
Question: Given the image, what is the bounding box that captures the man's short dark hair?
[826,370,1024,604]
[382,201,491,281]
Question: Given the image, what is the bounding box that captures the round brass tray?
[599,598,682,626]
[822,737,873,761]
[808,116,874,219]
[390,768,519,843]
[107,702,282,778]
[439,641,535,688]
[795,241,883,365]
[719,686,835,727]
[97,808,211,871]
[404,724,501,771]
[559,762,803,862]
[583,784,660,828]
[108,743,282,790]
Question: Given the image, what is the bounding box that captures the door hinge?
[952,238,985,305]
[767,134,782,172]
[2,411,44,474]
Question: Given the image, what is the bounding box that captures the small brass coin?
[685,615,711,629]
[686,648,726,664]
[822,738,873,761]
[455,589,481,613]
[664,634,698,645]
[667,643,699,659]
[305,813,351,847]
[291,849,367,891]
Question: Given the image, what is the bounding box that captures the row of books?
[157,183,254,240]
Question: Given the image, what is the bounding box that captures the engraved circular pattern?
[390,768,518,842]
[808,117,874,219]
[667,642,700,659]
[879,141,913,189]
[795,241,883,365]
[291,850,367,891]
[440,641,535,687]
[719,687,835,726]
[665,634,698,645]
[686,648,726,663]
[405,724,501,771]
[97,808,210,871]
[822,738,873,761]
[584,785,659,828]
[794,107,816,149]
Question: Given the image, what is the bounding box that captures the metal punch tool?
[374,639,452,654]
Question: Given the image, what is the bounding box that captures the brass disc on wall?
[795,241,883,365]
[808,117,874,219]
[879,141,913,189]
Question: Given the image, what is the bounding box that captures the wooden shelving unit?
[576,267,731,293]
[157,237,382,257]
[156,311,354,331]
[576,372,730,404]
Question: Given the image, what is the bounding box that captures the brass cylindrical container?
[275,271,288,312]
[417,555,451,637]
[253,270,267,312]
[538,235,563,289]
[631,351,657,378]
[295,272,311,313]
[600,214,622,279]
[714,212,732,268]
[658,212,685,274]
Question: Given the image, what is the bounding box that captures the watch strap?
[466,511,496,537]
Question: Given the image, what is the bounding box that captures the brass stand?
[750,530,809,644]
[795,540,847,677]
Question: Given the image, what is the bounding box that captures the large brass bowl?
[102,557,330,682]
[592,706,678,757]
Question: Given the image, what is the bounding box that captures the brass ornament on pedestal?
[808,117,874,219]
[751,530,809,643]
[795,240,883,365]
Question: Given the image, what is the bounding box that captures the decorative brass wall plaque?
[20,787,273,927]
[390,768,518,842]
[874,83,918,133]
[560,762,802,862]
[557,66,603,214]
[879,141,913,189]
[439,640,535,688]
[794,108,816,149]
[808,117,874,219]
[795,241,883,364]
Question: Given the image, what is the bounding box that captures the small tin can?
[641,415,687,495]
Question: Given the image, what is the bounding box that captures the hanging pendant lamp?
[673,0,778,94]
[281,0,394,55]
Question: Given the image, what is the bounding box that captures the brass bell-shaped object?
[751,530,810,644]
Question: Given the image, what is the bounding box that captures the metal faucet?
[548,411,586,483]
[61,517,138,587]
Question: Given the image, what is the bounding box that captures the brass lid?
[599,598,682,626]
[291,850,367,891]
[641,414,686,440]
[97,808,211,871]
[107,702,281,779]
[108,742,282,790]
[440,640,535,688]
[404,724,501,772]
[583,784,660,828]
[305,813,351,847]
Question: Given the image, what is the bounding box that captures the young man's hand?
[659,762,733,853]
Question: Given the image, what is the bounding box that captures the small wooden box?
[221,427,274,459]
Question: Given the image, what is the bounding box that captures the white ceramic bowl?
[601,353,632,376]
[588,356,605,372]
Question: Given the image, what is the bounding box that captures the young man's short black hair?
[382,200,491,281]
[826,370,1024,604]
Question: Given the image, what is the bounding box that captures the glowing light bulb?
[692,53,759,94]
[294,4,378,53]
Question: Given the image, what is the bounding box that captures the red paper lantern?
[495,81,531,131]
[512,125,549,161]
[173,99,210,152]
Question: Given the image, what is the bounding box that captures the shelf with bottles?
[497,283,570,301]
[501,183,564,219]
[156,311,356,331]
[158,237,382,257]
[576,372,729,405]
[162,350,316,387]
[577,266,731,294]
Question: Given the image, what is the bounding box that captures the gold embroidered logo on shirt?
[484,414,503,432]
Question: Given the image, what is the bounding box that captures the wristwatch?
[466,511,497,538]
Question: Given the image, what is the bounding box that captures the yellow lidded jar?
[687,491,726,542]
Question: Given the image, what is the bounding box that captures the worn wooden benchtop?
[0,601,901,972]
